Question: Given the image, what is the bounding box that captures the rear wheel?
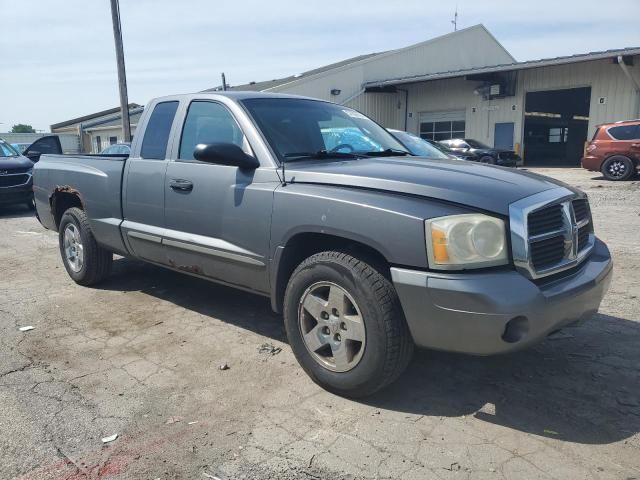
[284,251,414,398]
[479,155,495,165]
[58,207,112,285]
[602,155,634,181]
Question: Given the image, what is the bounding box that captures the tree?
[11,124,36,133]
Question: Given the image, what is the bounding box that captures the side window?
[140,101,179,159]
[608,125,639,140]
[179,101,245,160]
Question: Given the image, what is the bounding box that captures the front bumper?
[581,155,602,172]
[391,238,612,355]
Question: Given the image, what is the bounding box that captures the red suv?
[582,120,640,180]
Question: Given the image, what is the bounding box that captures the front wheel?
[602,155,634,181]
[479,155,495,165]
[284,251,414,397]
[58,207,112,285]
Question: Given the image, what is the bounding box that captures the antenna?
[451,4,458,32]
[221,72,227,91]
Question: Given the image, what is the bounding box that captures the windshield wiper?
[364,148,411,157]
[283,150,365,162]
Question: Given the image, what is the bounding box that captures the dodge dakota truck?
[33,92,613,397]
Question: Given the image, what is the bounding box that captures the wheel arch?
[270,232,391,313]
[50,188,84,230]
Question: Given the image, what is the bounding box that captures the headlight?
[425,214,508,270]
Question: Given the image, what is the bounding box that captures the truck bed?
[33,153,129,254]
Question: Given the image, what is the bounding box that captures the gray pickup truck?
[34,92,613,397]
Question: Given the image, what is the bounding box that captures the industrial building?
[210,24,640,166]
[50,104,143,153]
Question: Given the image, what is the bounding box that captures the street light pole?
[109,0,131,143]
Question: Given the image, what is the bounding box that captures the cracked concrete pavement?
[1,167,639,479]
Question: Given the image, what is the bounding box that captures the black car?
[423,138,478,161]
[0,136,62,210]
[387,129,450,159]
[439,138,520,167]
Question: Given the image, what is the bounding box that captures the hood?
[0,155,34,172]
[286,157,572,215]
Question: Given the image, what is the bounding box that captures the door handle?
[169,179,193,192]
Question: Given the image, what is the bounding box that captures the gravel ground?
[1,167,639,480]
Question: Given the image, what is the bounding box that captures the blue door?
[494,122,514,150]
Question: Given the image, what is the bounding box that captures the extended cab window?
[140,101,179,159]
[179,101,246,160]
[608,125,639,140]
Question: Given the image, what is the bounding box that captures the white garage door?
[418,110,466,141]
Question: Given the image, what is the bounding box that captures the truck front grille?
[510,189,595,279]
[0,174,29,188]
[527,204,564,236]
[530,235,566,269]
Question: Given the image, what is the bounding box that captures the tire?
[601,155,634,181]
[25,196,35,211]
[58,207,112,285]
[480,155,495,165]
[283,251,414,398]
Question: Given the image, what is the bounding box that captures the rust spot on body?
[168,259,203,275]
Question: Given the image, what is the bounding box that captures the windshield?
[390,130,449,159]
[241,98,409,161]
[0,141,19,157]
[465,139,490,149]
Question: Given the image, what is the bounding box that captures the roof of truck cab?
[152,91,327,102]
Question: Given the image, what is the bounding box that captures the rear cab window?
[140,101,179,159]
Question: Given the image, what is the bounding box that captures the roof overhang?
[364,48,640,89]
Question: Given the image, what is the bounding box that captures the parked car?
[11,143,31,154]
[387,129,450,159]
[439,138,520,167]
[582,120,639,181]
[33,92,612,397]
[420,138,477,161]
[1,136,62,210]
[101,143,131,155]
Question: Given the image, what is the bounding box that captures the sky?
[1,0,638,131]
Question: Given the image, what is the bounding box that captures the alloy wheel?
[298,282,366,372]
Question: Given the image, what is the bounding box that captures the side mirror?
[193,143,259,170]
[25,150,41,162]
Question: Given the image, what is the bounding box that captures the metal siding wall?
[344,92,404,130]
[363,26,514,82]
[0,132,80,153]
[404,56,640,148]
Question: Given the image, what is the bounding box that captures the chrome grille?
[510,188,595,279]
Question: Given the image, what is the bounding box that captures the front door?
[494,122,514,150]
[163,100,276,294]
[23,135,62,162]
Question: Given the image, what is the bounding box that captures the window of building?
[608,125,639,140]
[419,120,466,141]
[179,101,245,160]
[109,136,117,145]
[140,101,179,159]
[95,136,102,152]
[548,127,569,143]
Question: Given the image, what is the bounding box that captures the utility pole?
[110,0,131,142]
